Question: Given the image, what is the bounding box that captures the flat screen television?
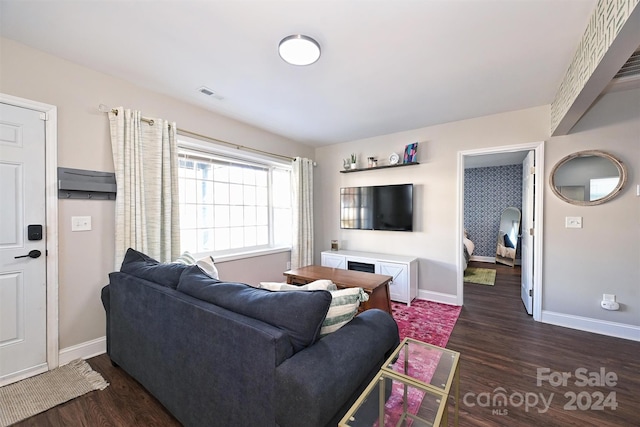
[340,183,413,231]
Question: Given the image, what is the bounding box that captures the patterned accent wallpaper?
[551,0,639,133]
[464,165,523,258]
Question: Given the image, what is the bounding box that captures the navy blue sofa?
[101,249,399,427]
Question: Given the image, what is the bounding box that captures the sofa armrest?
[275,309,399,427]
[100,285,110,356]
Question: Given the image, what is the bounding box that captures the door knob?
[14,250,42,259]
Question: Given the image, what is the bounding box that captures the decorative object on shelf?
[343,158,351,170]
[331,240,339,251]
[367,156,378,168]
[350,153,357,169]
[389,152,400,165]
[403,142,418,163]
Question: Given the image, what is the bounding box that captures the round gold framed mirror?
[550,150,627,206]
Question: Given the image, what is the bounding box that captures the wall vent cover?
[614,50,640,79]
[198,86,215,96]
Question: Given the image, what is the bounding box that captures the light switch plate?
[71,216,92,231]
[565,216,582,228]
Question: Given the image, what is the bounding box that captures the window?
[177,139,292,258]
[589,177,618,201]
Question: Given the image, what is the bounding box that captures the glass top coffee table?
[339,337,460,427]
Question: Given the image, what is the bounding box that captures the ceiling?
[0,0,598,147]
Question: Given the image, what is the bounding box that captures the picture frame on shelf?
[403,142,418,163]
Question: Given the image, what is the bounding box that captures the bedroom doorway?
[457,142,544,321]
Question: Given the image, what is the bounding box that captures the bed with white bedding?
[463,231,475,270]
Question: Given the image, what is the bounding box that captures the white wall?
[314,106,550,298]
[216,251,291,287]
[0,37,312,350]
[543,87,640,329]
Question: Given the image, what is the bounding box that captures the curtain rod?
[100,105,295,162]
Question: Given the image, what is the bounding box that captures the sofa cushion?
[177,266,332,353]
[320,288,369,337]
[120,248,187,289]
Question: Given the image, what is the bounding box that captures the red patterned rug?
[391,299,462,346]
[381,299,462,426]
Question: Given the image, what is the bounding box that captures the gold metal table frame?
[339,337,460,427]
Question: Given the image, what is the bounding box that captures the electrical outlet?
[286,261,291,270]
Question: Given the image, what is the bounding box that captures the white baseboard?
[58,336,107,366]
[417,290,460,306]
[470,255,495,263]
[541,311,640,342]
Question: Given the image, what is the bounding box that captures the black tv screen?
[340,184,413,231]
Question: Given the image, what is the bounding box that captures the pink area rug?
[380,299,462,426]
[391,299,462,346]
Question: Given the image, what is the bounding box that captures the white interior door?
[0,103,47,385]
[521,151,534,314]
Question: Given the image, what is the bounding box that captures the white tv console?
[320,250,418,305]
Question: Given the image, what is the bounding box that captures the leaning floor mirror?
[496,207,521,267]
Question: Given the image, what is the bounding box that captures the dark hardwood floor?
[12,261,640,426]
[447,261,640,426]
[12,354,181,427]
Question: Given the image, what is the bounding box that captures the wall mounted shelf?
[340,161,419,173]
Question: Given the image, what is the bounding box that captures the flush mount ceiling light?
[278,35,321,66]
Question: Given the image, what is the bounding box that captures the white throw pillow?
[196,256,219,280]
[259,282,287,290]
[320,288,369,337]
[259,280,337,291]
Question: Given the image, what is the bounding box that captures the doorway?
[0,93,58,386]
[457,142,544,320]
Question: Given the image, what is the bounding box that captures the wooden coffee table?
[283,265,393,314]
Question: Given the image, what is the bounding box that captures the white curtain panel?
[109,107,180,267]
[291,157,314,269]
